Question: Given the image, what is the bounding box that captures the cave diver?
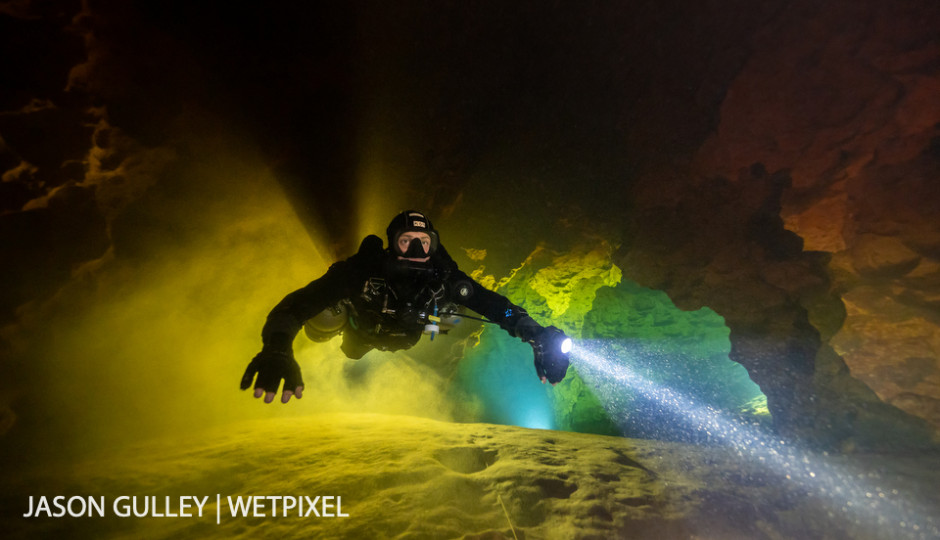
[240,210,572,403]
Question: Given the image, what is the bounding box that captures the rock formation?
[616,0,940,446]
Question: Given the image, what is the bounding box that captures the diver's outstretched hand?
[240,349,305,404]
[514,316,571,385]
[530,326,571,385]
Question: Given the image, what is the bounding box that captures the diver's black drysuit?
[261,234,532,359]
[240,232,569,399]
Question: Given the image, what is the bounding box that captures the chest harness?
[302,269,463,348]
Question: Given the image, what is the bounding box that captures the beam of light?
[571,339,939,540]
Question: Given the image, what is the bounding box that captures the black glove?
[240,349,305,402]
[531,326,571,384]
[514,316,570,384]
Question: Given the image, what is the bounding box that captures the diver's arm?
[260,265,352,352]
[449,269,570,384]
[241,235,383,403]
[241,264,351,404]
[451,275,530,334]
[431,244,532,334]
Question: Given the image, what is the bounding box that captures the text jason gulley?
[23,496,209,518]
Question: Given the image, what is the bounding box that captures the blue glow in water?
[573,339,939,540]
[454,327,557,430]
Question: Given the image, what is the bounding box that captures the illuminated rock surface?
[677,0,940,438]
[3,414,939,540]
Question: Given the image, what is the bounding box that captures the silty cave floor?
[2,413,939,539]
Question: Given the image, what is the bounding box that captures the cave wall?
[619,0,940,448]
[454,241,624,434]
[454,236,766,441]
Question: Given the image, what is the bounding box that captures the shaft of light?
[571,339,938,540]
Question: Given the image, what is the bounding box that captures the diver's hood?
[386,210,440,256]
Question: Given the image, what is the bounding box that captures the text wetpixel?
[226,496,349,517]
